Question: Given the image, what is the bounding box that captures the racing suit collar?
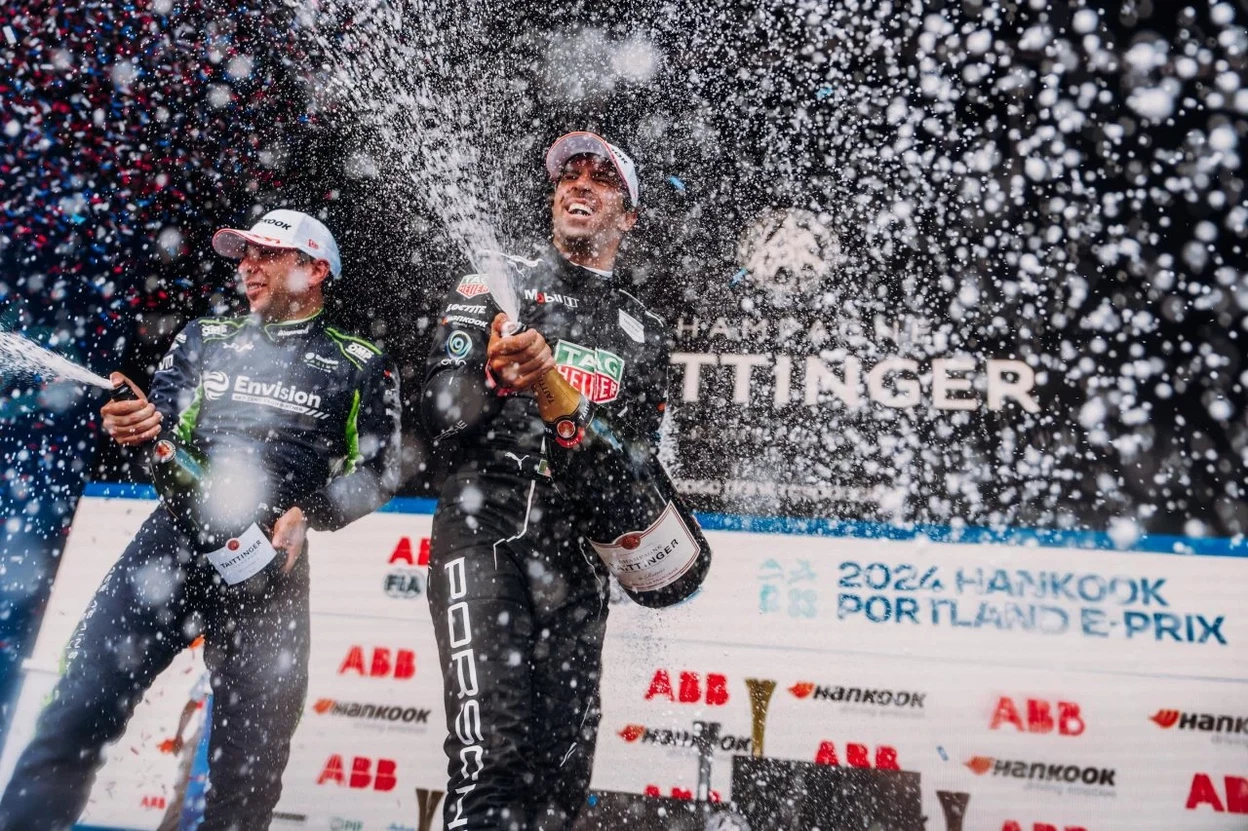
[256,308,325,342]
[544,244,615,287]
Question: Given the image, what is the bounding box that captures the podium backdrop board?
[0,485,1242,831]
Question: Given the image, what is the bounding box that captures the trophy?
[745,678,777,758]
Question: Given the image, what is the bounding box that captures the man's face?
[238,244,316,318]
[551,155,636,251]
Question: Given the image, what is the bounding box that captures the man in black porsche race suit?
[0,210,402,831]
[422,132,669,830]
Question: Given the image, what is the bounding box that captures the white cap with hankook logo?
[212,209,343,278]
[545,131,640,208]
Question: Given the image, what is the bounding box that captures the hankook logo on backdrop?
[617,724,752,753]
[270,811,307,826]
[1152,709,1248,735]
[965,756,1116,790]
[788,681,926,712]
[311,698,431,729]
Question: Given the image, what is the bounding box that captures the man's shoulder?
[613,286,667,329]
[322,324,385,370]
[451,250,544,292]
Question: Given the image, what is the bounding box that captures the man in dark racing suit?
[422,132,669,830]
[0,210,402,831]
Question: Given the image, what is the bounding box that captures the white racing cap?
[545,131,640,208]
[212,209,342,278]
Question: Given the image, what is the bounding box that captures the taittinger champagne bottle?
[110,383,283,586]
[528,368,712,608]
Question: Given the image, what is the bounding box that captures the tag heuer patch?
[456,274,490,298]
[554,341,624,404]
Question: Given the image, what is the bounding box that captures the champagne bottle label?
[589,501,700,593]
[202,522,280,585]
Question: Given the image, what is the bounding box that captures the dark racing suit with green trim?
[0,311,402,831]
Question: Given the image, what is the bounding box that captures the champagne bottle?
[529,370,712,608]
[109,383,283,586]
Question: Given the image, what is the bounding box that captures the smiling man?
[0,210,402,831]
[421,132,670,830]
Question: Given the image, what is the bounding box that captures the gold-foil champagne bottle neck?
[531,367,584,423]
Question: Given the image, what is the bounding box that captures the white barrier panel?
[0,493,1242,831]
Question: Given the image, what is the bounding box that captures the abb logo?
[1186,773,1248,813]
[140,795,167,809]
[317,755,398,791]
[644,785,721,802]
[1001,824,1087,831]
[990,697,1085,736]
[644,670,728,705]
[814,741,899,769]
[338,646,415,679]
[389,537,430,566]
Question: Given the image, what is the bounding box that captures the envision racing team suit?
[421,245,670,830]
[0,311,402,831]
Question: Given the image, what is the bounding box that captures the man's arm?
[629,333,671,447]
[299,356,403,532]
[101,321,204,446]
[420,279,504,441]
[147,322,205,441]
[609,298,671,447]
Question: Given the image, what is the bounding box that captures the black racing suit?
[421,245,670,831]
[0,310,402,831]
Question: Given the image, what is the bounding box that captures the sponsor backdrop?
[0,488,1243,831]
